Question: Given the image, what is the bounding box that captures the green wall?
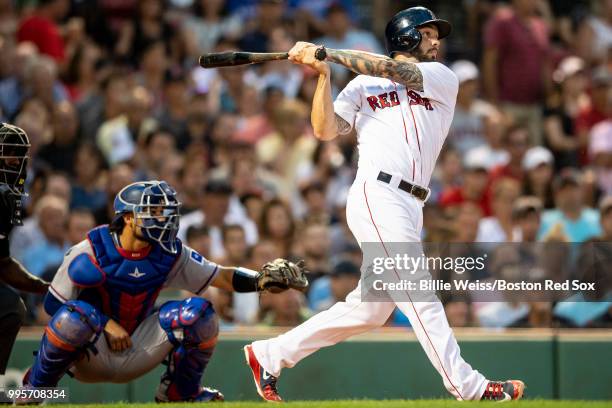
[3,334,611,403]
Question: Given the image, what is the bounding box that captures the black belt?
[376,171,429,201]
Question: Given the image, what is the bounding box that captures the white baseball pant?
[252,171,488,400]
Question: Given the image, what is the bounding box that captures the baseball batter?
[20,180,307,404]
[245,7,525,402]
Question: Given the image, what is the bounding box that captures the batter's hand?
[104,319,132,352]
[288,41,329,75]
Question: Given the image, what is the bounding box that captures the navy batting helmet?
[384,7,451,56]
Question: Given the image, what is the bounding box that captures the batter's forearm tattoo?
[326,49,424,92]
[335,114,352,135]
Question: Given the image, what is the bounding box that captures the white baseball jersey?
[334,62,458,187]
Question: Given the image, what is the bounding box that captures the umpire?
[0,123,49,382]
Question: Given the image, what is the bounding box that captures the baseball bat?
[198,47,327,69]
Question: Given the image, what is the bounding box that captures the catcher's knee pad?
[159,297,218,349]
[47,300,103,348]
[27,300,102,387]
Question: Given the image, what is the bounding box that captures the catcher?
[21,180,307,403]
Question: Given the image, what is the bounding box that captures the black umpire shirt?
[0,185,19,258]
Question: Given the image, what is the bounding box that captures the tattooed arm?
[325,48,424,92]
[288,41,358,140]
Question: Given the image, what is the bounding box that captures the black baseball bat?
[198,47,327,69]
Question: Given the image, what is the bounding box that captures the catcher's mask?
[113,180,181,253]
[0,123,30,196]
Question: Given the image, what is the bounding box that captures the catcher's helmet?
[0,123,30,196]
[384,6,451,55]
[114,180,181,253]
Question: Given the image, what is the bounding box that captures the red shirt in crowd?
[575,103,608,165]
[439,187,492,217]
[484,7,550,104]
[17,15,65,62]
[489,164,524,183]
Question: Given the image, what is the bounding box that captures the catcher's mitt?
[258,258,308,293]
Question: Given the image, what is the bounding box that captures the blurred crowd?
[1,0,611,330]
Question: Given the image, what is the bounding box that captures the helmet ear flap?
[398,28,422,52]
[388,27,422,56]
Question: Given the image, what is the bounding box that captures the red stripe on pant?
[362,180,464,400]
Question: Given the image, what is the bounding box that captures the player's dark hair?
[109,215,126,234]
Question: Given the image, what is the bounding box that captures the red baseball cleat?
[244,344,282,402]
[481,380,525,401]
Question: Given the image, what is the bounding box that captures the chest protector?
[85,226,181,334]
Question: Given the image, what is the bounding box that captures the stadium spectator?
[444,294,474,328]
[36,171,72,207]
[157,71,191,147]
[574,0,612,66]
[220,224,260,324]
[300,182,330,225]
[482,0,551,144]
[539,170,602,242]
[308,258,360,312]
[447,60,496,155]
[313,4,383,85]
[574,67,612,159]
[451,203,483,243]
[93,163,135,225]
[429,147,462,204]
[115,0,176,66]
[588,119,612,195]
[261,289,311,326]
[598,195,612,241]
[16,0,69,62]
[70,144,107,211]
[512,196,543,242]
[238,0,287,53]
[179,178,258,259]
[259,198,295,258]
[476,177,522,243]
[522,146,555,208]
[11,195,69,278]
[178,157,207,213]
[440,153,491,216]
[0,54,68,120]
[139,129,176,179]
[183,0,242,57]
[36,101,79,175]
[461,108,511,173]
[233,85,284,144]
[298,221,331,282]
[255,27,304,98]
[66,208,96,246]
[63,42,102,103]
[545,56,591,170]
[490,124,531,183]
[186,224,212,260]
